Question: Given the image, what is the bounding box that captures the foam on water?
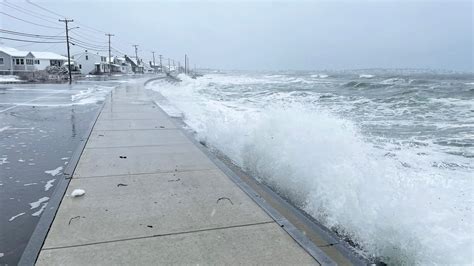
[147,72,473,264]
[71,85,114,105]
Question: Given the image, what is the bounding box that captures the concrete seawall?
[32,79,337,265]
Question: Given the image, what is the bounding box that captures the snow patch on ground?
[71,189,85,197]
[0,75,21,83]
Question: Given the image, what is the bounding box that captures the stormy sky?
[1,0,472,71]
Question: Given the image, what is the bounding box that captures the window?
[0,58,3,65]
[79,64,82,69]
[34,60,40,64]
[85,55,88,60]
[15,58,24,65]
[20,59,24,65]
[26,59,34,65]
[50,60,62,67]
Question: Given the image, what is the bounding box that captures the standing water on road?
[0,80,119,265]
[148,70,474,264]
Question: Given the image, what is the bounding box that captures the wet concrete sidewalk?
[36,81,325,265]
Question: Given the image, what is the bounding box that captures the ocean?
[148,69,474,264]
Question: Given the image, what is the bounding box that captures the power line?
[0,29,65,39]
[12,30,65,48]
[69,37,109,49]
[70,42,109,52]
[27,0,108,36]
[24,0,130,52]
[0,11,63,29]
[1,1,61,26]
[70,31,108,44]
[0,36,65,43]
[26,0,64,18]
[5,0,58,20]
[73,21,107,34]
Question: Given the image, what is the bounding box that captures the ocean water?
[148,70,474,264]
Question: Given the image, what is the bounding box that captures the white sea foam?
[44,179,55,191]
[147,73,473,264]
[44,166,63,176]
[9,212,25,222]
[71,85,114,105]
[0,157,9,165]
[32,202,48,216]
[0,126,10,132]
[311,74,329,78]
[359,74,375,78]
[29,197,49,209]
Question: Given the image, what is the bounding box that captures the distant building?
[109,56,133,74]
[0,46,35,75]
[125,55,144,74]
[149,61,162,73]
[73,50,110,74]
[30,52,68,71]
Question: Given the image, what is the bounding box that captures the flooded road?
[0,80,121,264]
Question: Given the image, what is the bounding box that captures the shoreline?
[27,76,341,265]
[146,79,369,265]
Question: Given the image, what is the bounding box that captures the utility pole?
[178,62,181,73]
[132,44,139,72]
[168,58,171,73]
[152,51,156,73]
[159,55,163,73]
[105,33,114,76]
[172,59,175,71]
[59,18,73,84]
[184,54,187,75]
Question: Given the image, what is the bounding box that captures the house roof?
[31,52,67,60]
[0,46,31,57]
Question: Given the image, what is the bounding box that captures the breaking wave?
[147,71,473,264]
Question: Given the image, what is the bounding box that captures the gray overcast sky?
[1,0,472,71]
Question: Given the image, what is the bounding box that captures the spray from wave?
[147,71,473,264]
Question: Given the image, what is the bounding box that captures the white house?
[73,50,109,75]
[0,46,35,74]
[30,51,68,71]
[111,57,133,74]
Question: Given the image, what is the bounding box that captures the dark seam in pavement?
[42,221,275,251]
[83,143,195,149]
[85,142,191,149]
[91,128,179,131]
[72,168,219,179]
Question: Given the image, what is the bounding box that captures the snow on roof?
[0,46,30,57]
[31,52,67,60]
